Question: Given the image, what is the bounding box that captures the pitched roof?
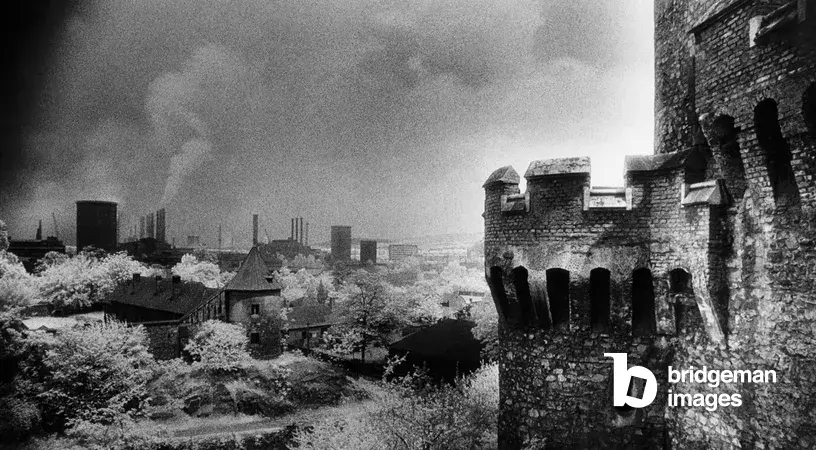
[225,246,282,292]
[107,277,218,315]
[389,319,483,362]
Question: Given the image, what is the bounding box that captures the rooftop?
[225,246,283,292]
[108,277,219,315]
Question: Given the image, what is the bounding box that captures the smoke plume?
[0,0,654,244]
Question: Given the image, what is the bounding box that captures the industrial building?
[75,200,118,253]
[7,220,65,272]
[330,226,352,262]
[254,217,315,267]
[120,208,187,266]
[388,244,419,261]
[359,239,377,264]
[290,217,309,246]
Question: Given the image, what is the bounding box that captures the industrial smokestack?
[252,214,259,247]
[299,217,304,245]
[156,208,166,243]
[36,220,42,240]
[305,222,309,247]
[139,216,146,239]
[291,218,295,241]
[147,212,155,239]
[294,218,299,243]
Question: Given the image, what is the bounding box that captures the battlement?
[523,156,591,179]
[484,152,715,215]
[483,152,736,343]
[492,0,816,447]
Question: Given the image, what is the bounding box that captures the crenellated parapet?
[492,0,816,447]
[484,153,734,344]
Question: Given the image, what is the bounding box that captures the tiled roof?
[107,277,218,315]
[225,246,282,292]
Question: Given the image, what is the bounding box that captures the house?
[181,246,285,359]
[105,247,286,360]
[388,318,483,382]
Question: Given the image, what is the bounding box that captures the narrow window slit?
[546,268,570,328]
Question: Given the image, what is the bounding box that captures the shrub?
[293,359,499,449]
[0,396,41,441]
[0,251,42,310]
[172,254,227,288]
[37,251,154,309]
[21,320,155,430]
[184,320,251,372]
[294,417,386,450]
[0,220,8,251]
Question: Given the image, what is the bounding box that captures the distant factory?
[7,220,65,272]
[256,217,315,265]
[76,200,118,253]
[359,239,377,264]
[388,244,419,261]
[120,207,193,266]
[330,225,352,262]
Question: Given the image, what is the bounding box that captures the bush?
[184,320,251,372]
[37,251,155,309]
[293,358,499,449]
[0,220,8,251]
[172,254,228,288]
[20,320,156,430]
[0,396,41,441]
[0,251,42,310]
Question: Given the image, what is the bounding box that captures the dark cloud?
[1,0,654,245]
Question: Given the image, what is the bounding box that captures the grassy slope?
[140,352,374,438]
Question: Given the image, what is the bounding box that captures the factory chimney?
[299,217,304,245]
[139,216,146,239]
[305,222,309,247]
[156,208,166,243]
[291,218,295,241]
[36,220,42,240]
[252,214,259,247]
[146,212,155,239]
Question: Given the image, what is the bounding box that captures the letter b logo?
[604,353,657,408]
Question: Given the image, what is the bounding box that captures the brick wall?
[488,2,816,448]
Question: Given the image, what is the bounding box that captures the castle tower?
[486,1,816,448]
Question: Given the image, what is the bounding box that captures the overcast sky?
[1,0,654,246]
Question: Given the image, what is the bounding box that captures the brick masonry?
[485,1,816,448]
